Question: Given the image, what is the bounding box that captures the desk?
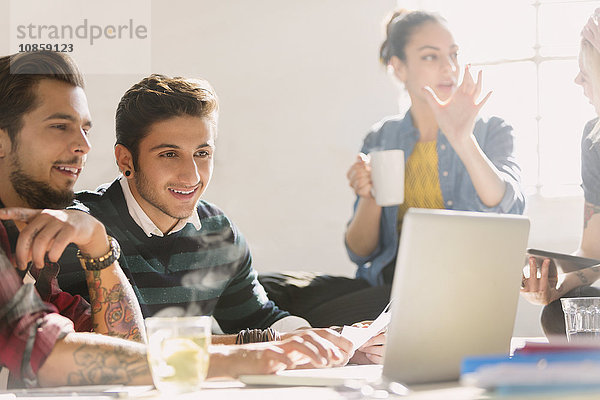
[8,380,600,400]
[7,367,600,400]
[5,338,600,400]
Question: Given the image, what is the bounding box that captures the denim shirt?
[346,110,526,286]
[581,118,600,206]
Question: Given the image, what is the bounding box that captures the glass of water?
[561,297,600,342]
[145,316,211,393]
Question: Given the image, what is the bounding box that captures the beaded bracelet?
[235,328,281,344]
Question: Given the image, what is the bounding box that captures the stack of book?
[461,341,600,396]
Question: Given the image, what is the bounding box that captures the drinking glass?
[561,297,600,342]
[145,316,211,393]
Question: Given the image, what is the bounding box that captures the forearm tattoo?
[67,343,149,385]
[87,270,141,341]
[576,270,590,285]
[584,203,600,228]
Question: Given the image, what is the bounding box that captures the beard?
[9,156,74,209]
[133,169,199,220]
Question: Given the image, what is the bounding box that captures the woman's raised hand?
[422,65,492,150]
[582,9,600,53]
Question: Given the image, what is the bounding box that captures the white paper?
[341,303,391,351]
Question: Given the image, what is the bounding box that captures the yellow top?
[397,141,445,233]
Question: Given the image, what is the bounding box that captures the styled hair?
[115,74,219,169]
[0,51,84,144]
[379,9,445,65]
[581,38,600,142]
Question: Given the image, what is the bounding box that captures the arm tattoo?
[584,203,600,229]
[67,344,149,385]
[576,270,590,285]
[88,270,141,341]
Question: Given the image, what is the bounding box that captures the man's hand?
[280,328,354,368]
[209,331,352,378]
[344,320,386,365]
[0,207,145,342]
[0,207,108,270]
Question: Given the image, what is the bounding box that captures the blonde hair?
[582,38,600,141]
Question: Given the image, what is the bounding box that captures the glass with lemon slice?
[145,316,211,393]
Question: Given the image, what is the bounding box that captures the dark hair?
[115,74,219,169]
[379,9,445,65]
[0,51,84,144]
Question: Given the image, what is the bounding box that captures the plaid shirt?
[0,216,92,387]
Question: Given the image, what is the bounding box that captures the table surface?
[5,378,600,400]
[4,337,600,400]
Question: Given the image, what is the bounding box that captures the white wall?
[1,0,397,276]
[0,0,590,337]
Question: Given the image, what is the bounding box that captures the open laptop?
[382,208,530,385]
[241,208,530,387]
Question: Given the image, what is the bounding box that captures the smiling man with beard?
[0,50,148,387]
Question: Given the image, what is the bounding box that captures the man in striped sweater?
[57,74,383,363]
[0,52,345,388]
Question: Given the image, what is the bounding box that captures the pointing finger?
[0,207,41,223]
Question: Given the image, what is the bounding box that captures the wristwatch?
[77,235,121,271]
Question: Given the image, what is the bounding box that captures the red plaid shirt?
[0,218,92,387]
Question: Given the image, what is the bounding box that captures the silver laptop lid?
[382,208,530,385]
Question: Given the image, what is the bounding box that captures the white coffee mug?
[369,149,404,207]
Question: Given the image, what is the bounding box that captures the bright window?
[411,0,598,196]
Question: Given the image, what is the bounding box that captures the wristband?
[77,235,120,271]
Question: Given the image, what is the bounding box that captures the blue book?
[462,350,600,374]
[461,351,600,390]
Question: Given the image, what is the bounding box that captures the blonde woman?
[521,9,600,337]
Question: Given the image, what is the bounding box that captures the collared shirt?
[61,179,310,333]
[118,177,308,331]
[346,110,526,286]
[0,198,91,387]
[119,176,201,237]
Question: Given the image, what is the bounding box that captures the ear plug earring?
[124,170,131,177]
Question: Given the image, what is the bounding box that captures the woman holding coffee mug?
[258,9,524,329]
[345,9,525,287]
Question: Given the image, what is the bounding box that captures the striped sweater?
[57,179,288,333]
